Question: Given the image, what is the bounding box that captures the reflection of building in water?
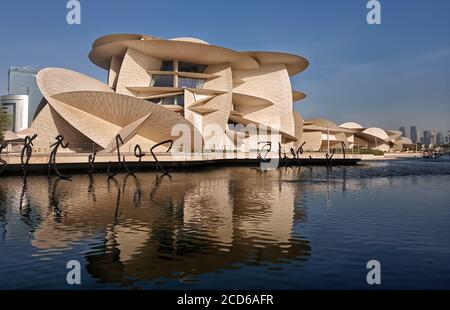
[0,169,311,284]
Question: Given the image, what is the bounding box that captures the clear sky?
[0,0,449,135]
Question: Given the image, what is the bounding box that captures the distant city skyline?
[395,124,450,145]
[0,0,449,133]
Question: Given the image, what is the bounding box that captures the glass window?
[160,61,173,71]
[147,95,184,107]
[1,104,15,131]
[179,77,205,89]
[178,61,207,73]
[163,94,184,106]
[150,74,173,87]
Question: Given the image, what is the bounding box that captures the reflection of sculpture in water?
[48,177,68,223]
[21,134,37,177]
[18,170,311,286]
[123,174,143,208]
[107,176,122,221]
[149,174,171,201]
[87,151,97,175]
[48,135,71,180]
[150,140,173,176]
[87,175,97,203]
[80,169,311,285]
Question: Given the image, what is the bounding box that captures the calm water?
[0,159,449,289]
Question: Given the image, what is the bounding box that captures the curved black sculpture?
[123,144,145,175]
[150,140,173,176]
[21,134,37,177]
[325,151,335,167]
[88,150,97,175]
[107,134,125,179]
[290,147,297,159]
[257,141,272,161]
[107,134,146,178]
[48,135,71,179]
[0,144,8,175]
[341,141,346,159]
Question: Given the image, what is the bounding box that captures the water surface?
[0,158,449,289]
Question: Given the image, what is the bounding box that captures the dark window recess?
[179,77,205,89]
[147,95,184,107]
[160,61,173,71]
[178,61,207,73]
[151,74,173,87]
[228,119,239,126]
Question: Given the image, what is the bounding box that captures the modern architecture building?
[8,66,43,127]
[410,126,417,144]
[298,120,414,152]
[21,34,309,152]
[338,122,413,152]
[399,126,406,137]
[0,95,29,132]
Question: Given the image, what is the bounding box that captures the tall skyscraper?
[423,130,432,145]
[8,66,43,127]
[399,126,406,137]
[410,126,417,143]
[436,132,443,145]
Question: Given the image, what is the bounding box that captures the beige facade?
[23,34,309,153]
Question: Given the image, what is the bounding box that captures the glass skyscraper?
[410,126,417,144]
[8,66,43,127]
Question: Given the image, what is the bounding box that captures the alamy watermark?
[367,0,381,25]
[66,260,81,285]
[66,0,81,25]
[366,260,381,285]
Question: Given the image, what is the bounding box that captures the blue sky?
[0,0,449,135]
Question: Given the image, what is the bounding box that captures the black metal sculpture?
[0,144,7,175]
[21,134,37,177]
[88,150,97,175]
[257,141,272,161]
[150,140,173,176]
[341,141,346,159]
[107,135,125,179]
[48,135,71,179]
[107,134,146,178]
[123,144,145,175]
[325,151,335,167]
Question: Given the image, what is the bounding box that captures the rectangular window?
[163,94,184,106]
[147,95,185,107]
[179,77,205,89]
[1,104,15,131]
[178,61,207,73]
[160,61,173,71]
[150,74,173,87]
